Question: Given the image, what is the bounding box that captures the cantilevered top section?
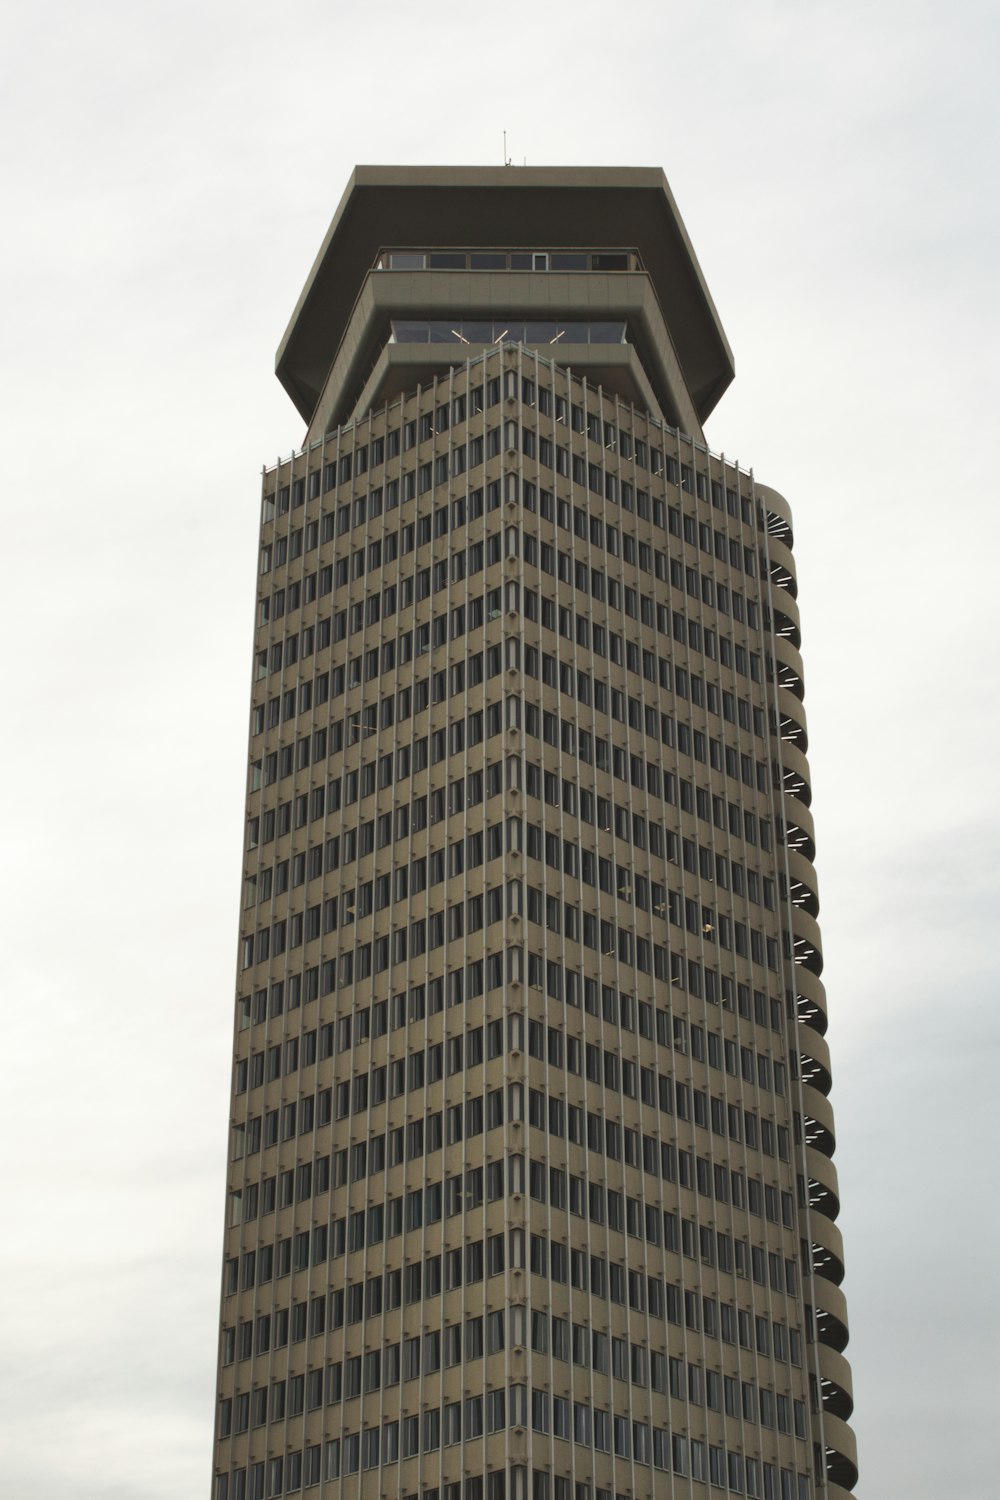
[276,166,734,429]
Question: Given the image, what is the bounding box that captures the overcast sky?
[1,1,997,1495]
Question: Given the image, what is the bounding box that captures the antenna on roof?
[503,130,512,167]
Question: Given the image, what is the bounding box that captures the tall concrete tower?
[212,167,858,1500]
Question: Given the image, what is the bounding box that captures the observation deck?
[276,166,735,440]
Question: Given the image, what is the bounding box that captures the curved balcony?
[802,1083,836,1156]
[799,1026,832,1095]
[777,684,809,754]
[818,1343,855,1420]
[768,536,798,599]
[792,905,824,977]
[757,482,794,541]
[827,1483,858,1500]
[776,740,812,807]
[813,1278,850,1352]
[787,846,819,916]
[823,1411,859,1492]
[810,1211,846,1287]
[772,592,802,649]
[785,792,815,852]
[789,874,820,923]
[782,790,816,862]
[775,635,806,701]
[794,966,828,1036]
[765,508,793,548]
[807,1145,840,1219]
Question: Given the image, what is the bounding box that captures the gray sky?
[1,1,997,1495]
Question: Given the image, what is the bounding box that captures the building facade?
[212,168,858,1500]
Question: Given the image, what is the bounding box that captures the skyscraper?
[213,167,858,1500]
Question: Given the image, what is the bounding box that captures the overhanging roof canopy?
[276,166,734,427]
